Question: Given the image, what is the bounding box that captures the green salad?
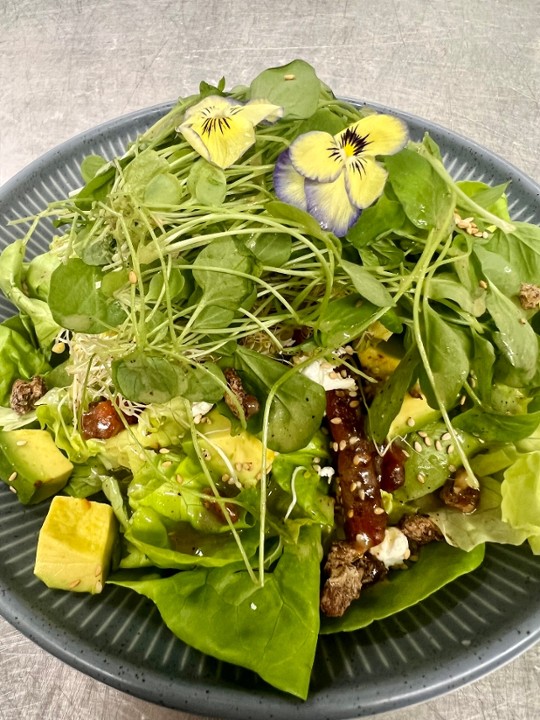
[1,60,539,699]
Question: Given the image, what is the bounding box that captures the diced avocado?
[201,411,275,487]
[357,337,403,381]
[34,496,117,594]
[387,393,441,440]
[393,421,484,503]
[0,429,73,504]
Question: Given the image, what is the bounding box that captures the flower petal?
[289,131,343,183]
[344,156,388,209]
[236,99,284,125]
[304,171,360,237]
[178,95,258,169]
[338,114,408,157]
[273,150,307,210]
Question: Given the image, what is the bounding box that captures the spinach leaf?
[245,232,292,267]
[346,191,409,248]
[385,149,452,230]
[426,273,486,317]
[48,258,126,333]
[469,331,496,404]
[144,172,183,207]
[456,180,510,220]
[317,295,383,347]
[233,346,326,453]
[453,407,540,442]
[485,222,540,286]
[473,245,521,296]
[112,354,225,404]
[368,345,419,444]
[250,59,320,120]
[187,159,227,205]
[419,304,469,409]
[486,283,537,375]
[192,237,255,329]
[340,259,394,307]
[110,525,322,700]
[80,155,108,183]
[321,542,484,633]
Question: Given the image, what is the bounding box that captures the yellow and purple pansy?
[177,95,283,170]
[273,114,408,236]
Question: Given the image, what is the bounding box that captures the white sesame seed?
[353,454,361,465]
[407,417,415,427]
[339,439,347,451]
[441,432,451,441]
[283,73,296,80]
[424,436,432,447]
[330,417,342,425]
[95,565,102,577]
[447,444,455,455]
[414,441,423,453]
[95,581,103,593]
[374,507,385,515]
[128,270,138,284]
[8,471,17,483]
[15,440,27,446]
[417,473,425,484]
[69,579,81,589]
[9,486,16,494]
[435,440,443,452]
[479,280,488,289]
[52,341,66,354]
[159,447,170,454]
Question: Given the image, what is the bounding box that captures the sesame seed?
[69,579,81,589]
[479,280,488,289]
[435,440,443,452]
[347,509,354,518]
[348,390,358,398]
[414,441,423,453]
[448,464,457,473]
[313,464,321,472]
[159,447,170,454]
[95,565,102,577]
[374,507,385,515]
[418,431,427,438]
[52,341,66,354]
[330,417,342,425]
[8,471,17,483]
[349,400,360,408]
[313,457,321,464]
[447,444,455,455]
[332,442,339,452]
[340,369,348,378]
[95,581,103,593]
[519,318,527,325]
[358,489,365,500]
[441,432,451,441]
[350,482,357,492]
[424,436,432,447]
[283,73,296,80]
[193,414,202,424]
[345,345,354,355]
[470,377,477,388]
[329,371,339,379]
[349,436,359,445]
[161,461,172,469]
[235,462,243,472]
[353,454,361,465]
[417,473,425,484]
[339,440,347,451]
[459,394,467,405]
[482,231,489,239]
[402,449,410,458]
[407,417,415,427]
[222,474,230,482]
[15,440,27,446]
[128,270,138,284]
[175,474,184,484]
[9,486,16,494]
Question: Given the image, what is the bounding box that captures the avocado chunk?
[34,496,117,593]
[357,337,403,381]
[387,393,441,440]
[201,411,275,487]
[0,429,73,504]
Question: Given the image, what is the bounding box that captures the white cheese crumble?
[191,401,214,421]
[369,527,410,568]
[317,465,335,481]
[300,358,357,391]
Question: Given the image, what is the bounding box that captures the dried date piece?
[223,368,260,420]
[81,399,125,440]
[326,389,387,550]
[10,376,47,414]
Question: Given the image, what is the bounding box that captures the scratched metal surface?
[0,1,539,719]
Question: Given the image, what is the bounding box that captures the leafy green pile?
[1,60,539,699]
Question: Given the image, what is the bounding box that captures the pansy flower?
[273,114,408,236]
[177,95,283,170]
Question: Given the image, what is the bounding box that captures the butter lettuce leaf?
[110,525,322,699]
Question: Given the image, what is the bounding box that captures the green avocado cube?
[0,429,73,504]
[34,496,117,594]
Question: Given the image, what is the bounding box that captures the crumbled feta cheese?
[369,527,410,568]
[301,358,357,391]
[191,401,214,420]
[317,465,335,481]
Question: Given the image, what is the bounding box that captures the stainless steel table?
[1,1,539,718]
